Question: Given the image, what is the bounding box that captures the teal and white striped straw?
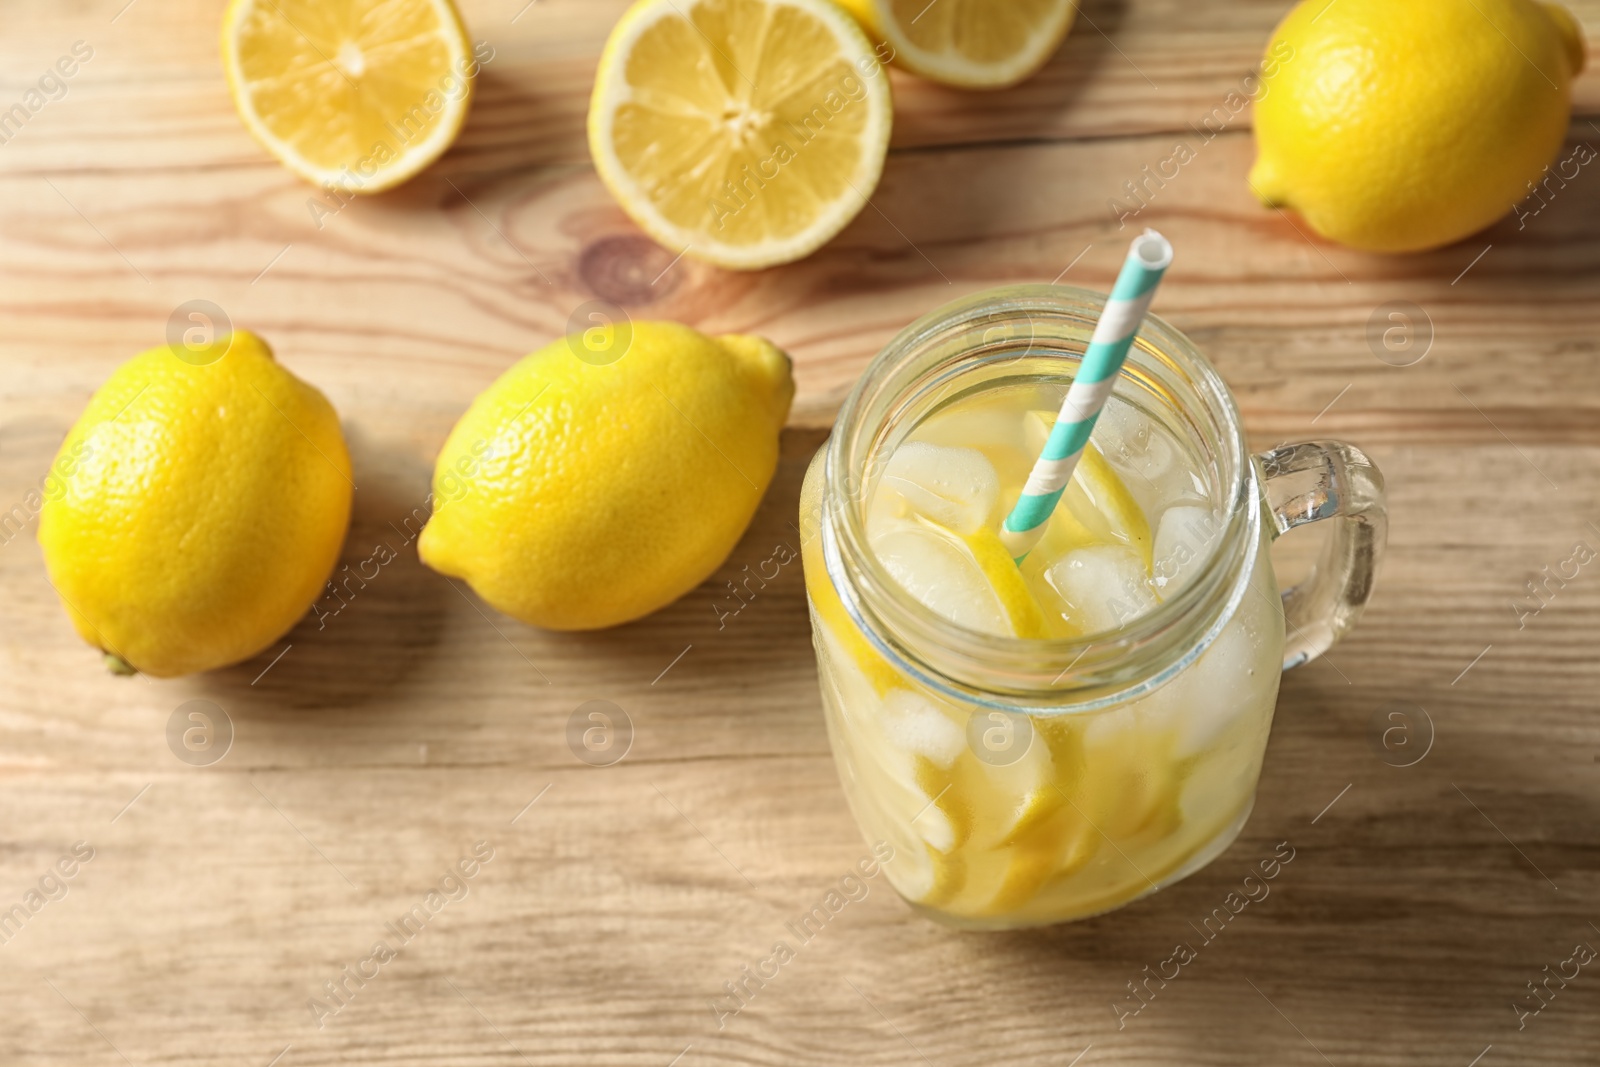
[1000,229,1173,561]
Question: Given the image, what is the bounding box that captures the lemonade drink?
[802,366,1285,927]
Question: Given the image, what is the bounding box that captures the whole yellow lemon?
[38,331,352,677]
[418,322,794,630]
[1249,0,1585,252]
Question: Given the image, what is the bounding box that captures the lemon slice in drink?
[837,0,1077,89]
[806,546,907,695]
[1077,445,1154,571]
[1026,410,1152,570]
[588,0,893,270]
[222,0,476,193]
[985,808,1099,915]
[895,845,966,906]
[962,525,1052,638]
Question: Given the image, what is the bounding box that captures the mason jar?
[799,285,1386,929]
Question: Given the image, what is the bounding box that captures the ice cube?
[880,690,965,768]
[849,705,960,853]
[883,841,939,901]
[880,441,998,535]
[815,625,878,733]
[1152,505,1222,598]
[1096,401,1204,519]
[871,747,959,851]
[909,795,958,852]
[1072,704,1180,838]
[1094,399,1155,458]
[866,481,912,532]
[1045,545,1159,633]
[1178,752,1246,828]
[1083,704,1137,751]
[967,711,1059,847]
[1145,618,1271,757]
[871,522,1008,636]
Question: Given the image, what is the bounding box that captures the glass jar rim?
[819,283,1262,712]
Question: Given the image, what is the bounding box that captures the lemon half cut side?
[588,0,894,271]
[222,0,477,193]
[838,0,1077,89]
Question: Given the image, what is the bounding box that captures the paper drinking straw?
[1000,229,1174,561]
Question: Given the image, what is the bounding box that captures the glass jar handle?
[1255,440,1388,670]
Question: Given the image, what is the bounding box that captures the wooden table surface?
[5,0,1600,1064]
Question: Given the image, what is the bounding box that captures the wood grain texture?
[4,0,1600,1064]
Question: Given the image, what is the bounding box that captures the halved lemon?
[837,0,1077,89]
[588,0,893,270]
[222,0,475,193]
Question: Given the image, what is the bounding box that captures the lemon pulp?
[837,0,1077,88]
[589,0,893,270]
[222,0,474,191]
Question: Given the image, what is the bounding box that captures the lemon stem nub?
[104,652,138,676]
[1247,158,1286,208]
[1538,2,1587,76]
